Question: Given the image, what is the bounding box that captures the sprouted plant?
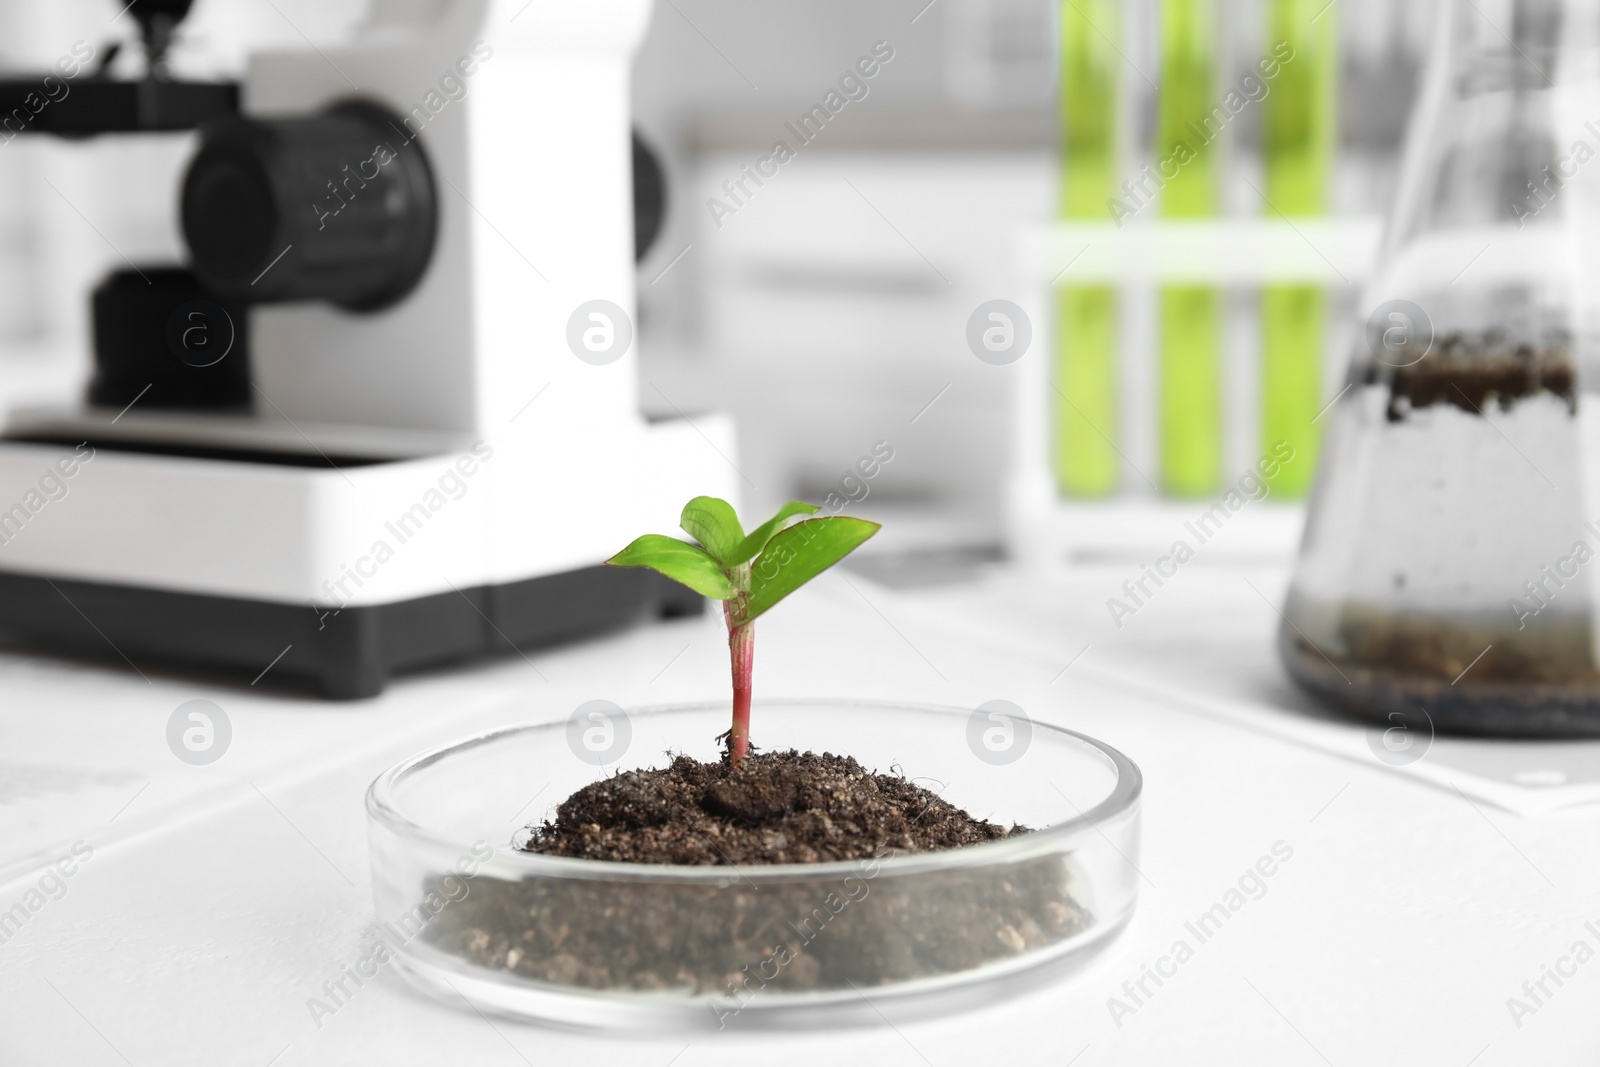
[608,496,879,766]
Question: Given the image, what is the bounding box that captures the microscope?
[0,0,733,697]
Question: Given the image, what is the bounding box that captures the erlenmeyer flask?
[1282,0,1600,735]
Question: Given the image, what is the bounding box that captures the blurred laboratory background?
[0,0,1439,550]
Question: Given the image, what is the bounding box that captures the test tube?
[1158,0,1222,497]
[1055,0,1121,497]
[1261,0,1337,496]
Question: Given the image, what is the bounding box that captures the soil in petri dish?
[521,749,1023,864]
[423,750,1093,998]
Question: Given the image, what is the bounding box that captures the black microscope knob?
[181,101,436,311]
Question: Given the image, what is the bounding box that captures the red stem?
[725,603,754,766]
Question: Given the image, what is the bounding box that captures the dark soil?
[519,750,1024,865]
[420,751,1092,1002]
[1371,332,1575,422]
[1280,607,1600,737]
[1334,607,1598,686]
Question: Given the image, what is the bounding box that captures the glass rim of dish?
[365,698,1142,884]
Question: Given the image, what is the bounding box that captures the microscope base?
[0,564,702,699]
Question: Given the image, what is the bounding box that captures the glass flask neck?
[1385,0,1600,257]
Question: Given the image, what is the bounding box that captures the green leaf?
[729,501,820,565]
[608,534,737,600]
[746,517,880,622]
[679,496,744,565]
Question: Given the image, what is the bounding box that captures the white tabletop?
[1,559,1595,1066]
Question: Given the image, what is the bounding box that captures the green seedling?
[608,496,879,766]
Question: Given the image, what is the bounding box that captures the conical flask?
[1282,0,1600,735]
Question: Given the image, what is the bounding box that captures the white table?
[1,559,1595,1066]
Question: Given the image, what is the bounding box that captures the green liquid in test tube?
[1157,0,1222,497]
[1055,0,1119,497]
[1262,0,1337,496]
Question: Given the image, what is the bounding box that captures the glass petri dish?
[365,700,1141,1030]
